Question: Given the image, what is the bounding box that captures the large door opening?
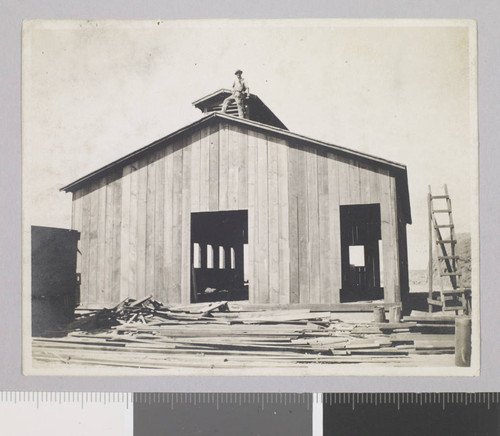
[339,204,383,302]
[191,210,248,302]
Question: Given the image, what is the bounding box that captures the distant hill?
[409,232,471,293]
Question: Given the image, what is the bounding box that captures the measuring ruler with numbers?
[0,392,498,435]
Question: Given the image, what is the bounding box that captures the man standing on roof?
[221,69,249,118]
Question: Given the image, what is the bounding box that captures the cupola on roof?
[193,89,288,130]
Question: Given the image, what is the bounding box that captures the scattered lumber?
[32,299,459,369]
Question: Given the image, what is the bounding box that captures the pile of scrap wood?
[62,296,231,331]
[32,302,457,369]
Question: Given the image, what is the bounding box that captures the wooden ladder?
[427,185,466,313]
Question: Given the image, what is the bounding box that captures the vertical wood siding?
[72,120,403,307]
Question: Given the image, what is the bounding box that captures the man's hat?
[235,69,243,75]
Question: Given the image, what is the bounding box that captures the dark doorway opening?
[340,204,383,302]
[191,210,248,302]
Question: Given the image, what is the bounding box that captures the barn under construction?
[61,89,411,311]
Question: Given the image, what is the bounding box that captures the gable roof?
[61,112,411,223]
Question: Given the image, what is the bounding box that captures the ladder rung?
[436,240,457,244]
[442,296,457,301]
[435,224,454,228]
[427,298,443,306]
[438,256,460,260]
[441,288,465,294]
[431,195,450,199]
[440,272,462,276]
[433,209,451,213]
[442,306,465,311]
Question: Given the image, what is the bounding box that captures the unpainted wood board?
[120,165,132,301]
[145,153,157,297]
[80,186,91,304]
[154,150,166,301]
[128,164,139,300]
[233,302,400,311]
[72,189,84,232]
[277,137,290,304]
[267,135,280,304]
[296,144,309,304]
[358,164,374,203]
[208,123,219,211]
[172,140,184,303]
[163,146,174,303]
[367,165,382,204]
[247,131,258,303]
[389,176,400,303]
[96,178,107,303]
[181,137,192,304]
[287,144,300,304]
[306,146,320,304]
[199,126,210,211]
[189,129,201,213]
[317,151,332,304]
[71,193,77,231]
[218,122,229,210]
[237,126,248,210]
[336,155,351,205]
[111,173,122,304]
[88,181,100,303]
[72,190,84,296]
[256,131,269,304]
[348,159,362,204]
[136,157,148,300]
[227,124,240,210]
[327,154,342,304]
[381,173,396,303]
[103,177,114,304]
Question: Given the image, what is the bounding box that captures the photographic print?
[22,19,478,375]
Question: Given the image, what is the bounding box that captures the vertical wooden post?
[455,316,471,367]
[428,186,433,313]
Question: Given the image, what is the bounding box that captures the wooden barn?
[61,89,411,311]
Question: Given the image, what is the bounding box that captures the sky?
[22,19,477,270]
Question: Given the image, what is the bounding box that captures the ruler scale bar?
[0,392,499,436]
